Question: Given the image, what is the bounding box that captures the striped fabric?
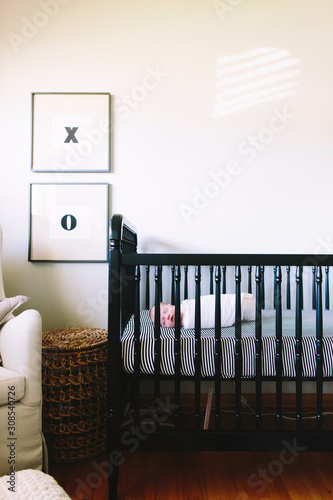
[121,309,333,379]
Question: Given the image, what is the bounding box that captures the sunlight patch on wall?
[213,47,300,117]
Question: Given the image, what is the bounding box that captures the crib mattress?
[121,309,333,379]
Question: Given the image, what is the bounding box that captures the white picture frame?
[31,92,111,172]
[29,183,109,262]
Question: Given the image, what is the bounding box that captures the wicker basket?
[42,328,108,463]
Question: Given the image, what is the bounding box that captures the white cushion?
[0,469,70,499]
[0,296,30,326]
[0,226,5,300]
[0,309,42,407]
[0,367,25,405]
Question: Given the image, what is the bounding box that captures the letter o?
[97,289,108,306]
[131,86,147,102]
[203,182,219,199]
[86,472,103,489]
[267,460,284,477]
[279,449,295,465]
[302,256,319,267]
[140,419,157,435]
[78,139,93,157]
[61,214,77,231]
[258,127,274,144]
[32,11,49,28]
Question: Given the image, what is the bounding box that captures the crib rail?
[107,215,333,500]
[129,257,331,313]
[121,253,333,266]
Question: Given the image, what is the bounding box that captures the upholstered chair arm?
[0,309,42,407]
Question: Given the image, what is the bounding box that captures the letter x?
[64,127,79,143]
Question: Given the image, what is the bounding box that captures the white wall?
[1,0,333,330]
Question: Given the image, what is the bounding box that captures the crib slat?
[273,266,277,309]
[248,266,252,294]
[255,266,262,431]
[275,265,282,432]
[300,265,303,310]
[174,265,181,430]
[235,265,242,431]
[222,266,227,294]
[171,266,175,305]
[325,266,330,310]
[134,265,141,427]
[184,265,188,300]
[312,266,316,310]
[316,266,323,432]
[194,266,201,431]
[210,266,214,295]
[295,266,303,432]
[260,266,265,309]
[286,266,291,310]
[159,265,163,303]
[154,266,161,421]
[145,266,150,309]
[214,266,221,431]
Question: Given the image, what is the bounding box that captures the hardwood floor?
[50,449,333,499]
[49,394,333,499]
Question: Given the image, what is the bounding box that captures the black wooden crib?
[107,214,333,499]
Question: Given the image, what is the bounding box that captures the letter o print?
[61,214,77,231]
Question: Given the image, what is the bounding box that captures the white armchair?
[0,226,46,476]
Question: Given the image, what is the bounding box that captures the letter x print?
[64,127,79,143]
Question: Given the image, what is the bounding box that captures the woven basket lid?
[42,327,107,353]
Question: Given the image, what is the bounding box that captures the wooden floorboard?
[49,450,333,499]
[48,395,333,498]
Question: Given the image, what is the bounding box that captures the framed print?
[31,92,111,172]
[29,183,109,262]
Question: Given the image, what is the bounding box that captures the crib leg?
[203,382,214,430]
[107,412,120,500]
[108,467,119,500]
